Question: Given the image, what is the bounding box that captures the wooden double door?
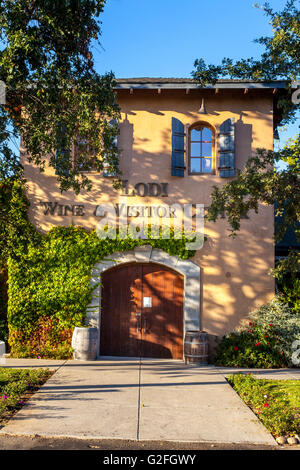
[100,263,184,359]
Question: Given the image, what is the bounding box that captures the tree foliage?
[193,0,300,124]
[0,0,120,193]
[207,136,300,243]
[193,0,300,277]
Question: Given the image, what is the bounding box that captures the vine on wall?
[5,182,196,358]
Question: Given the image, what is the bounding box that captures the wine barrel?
[184,330,208,364]
[71,327,98,361]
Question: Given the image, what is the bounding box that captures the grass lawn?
[228,374,300,438]
[0,367,53,425]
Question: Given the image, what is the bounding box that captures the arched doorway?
[86,246,201,359]
[100,262,184,359]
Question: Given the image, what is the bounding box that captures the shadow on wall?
[117,107,274,340]
[24,94,274,344]
[235,113,253,168]
[118,114,134,180]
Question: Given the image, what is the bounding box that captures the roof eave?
[115,79,288,90]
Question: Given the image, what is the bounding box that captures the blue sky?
[95,0,299,148]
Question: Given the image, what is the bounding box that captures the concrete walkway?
[0,358,283,445]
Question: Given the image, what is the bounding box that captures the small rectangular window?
[74,138,98,172]
[189,125,214,174]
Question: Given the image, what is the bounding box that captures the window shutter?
[171,117,185,177]
[103,119,118,177]
[55,124,69,176]
[219,117,235,178]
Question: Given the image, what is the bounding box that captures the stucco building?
[22,78,285,359]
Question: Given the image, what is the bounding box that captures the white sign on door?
[143,297,152,308]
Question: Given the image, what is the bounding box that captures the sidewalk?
[0,358,280,445]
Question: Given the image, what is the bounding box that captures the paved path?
[0,358,279,445]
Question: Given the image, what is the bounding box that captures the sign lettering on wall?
[41,202,85,217]
[121,180,168,197]
[40,201,210,219]
[39,181,169,217]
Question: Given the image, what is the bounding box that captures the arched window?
[189,124,214,174]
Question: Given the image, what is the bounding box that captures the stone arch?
[86,245,201,358]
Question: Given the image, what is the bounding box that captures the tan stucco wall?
[22,88,275,339]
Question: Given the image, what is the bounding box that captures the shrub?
[9,316,73,359]
[248,295,300,364]
[214,296,300,368]
[280,277,300,314]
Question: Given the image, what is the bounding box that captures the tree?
[193,0,299,124]
[0,0,120,194]
[192,0,300,278]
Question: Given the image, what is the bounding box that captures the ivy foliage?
[8,226,195,358]
[0,179,41,265]
[5,181,195,358]
[0,266,8,343]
